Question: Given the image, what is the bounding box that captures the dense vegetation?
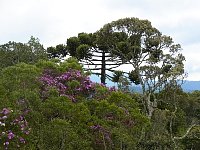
[0,17,199,149]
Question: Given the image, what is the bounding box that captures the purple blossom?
[0,108,30,148]
[100,83,106,87]
[1,108,11,115]
[39,69,97,102]
[109,86,116,91]
[23,109,30,115]
[90,124,102,130]
[76,87,81,91]
[4,141,9,145]
[19,137,25,143]
[19,115,24,121]
[2,116,8,119]
[20,124,25,130]
[7,131,15,139]
[24,130,30,135]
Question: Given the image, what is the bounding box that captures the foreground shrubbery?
[0,108,30,149]
[0,58,149,149]
[0,58,199,149]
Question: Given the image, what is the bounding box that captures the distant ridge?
[90,75,200,92]
[130,81,200,93]
[181,80,200,92]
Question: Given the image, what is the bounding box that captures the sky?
[0,0,200,81]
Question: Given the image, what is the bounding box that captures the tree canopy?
[0,17,199,150]
[0,36,47,70]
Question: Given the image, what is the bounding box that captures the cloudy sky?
[0,0,200,80]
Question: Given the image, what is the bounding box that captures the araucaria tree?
[48,32,130,84]
[66,32,128,84]
[97,17,186,118]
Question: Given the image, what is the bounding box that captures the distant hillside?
[90,75,200,92]
[130,81,200,93]
[129,81,200,92]
[181,81,200,92]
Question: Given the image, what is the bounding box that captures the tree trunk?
[101,50,106,84]
[144,93,157,118]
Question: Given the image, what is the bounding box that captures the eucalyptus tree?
[98,17,186,118]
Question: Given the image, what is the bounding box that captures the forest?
[0,17,199,150]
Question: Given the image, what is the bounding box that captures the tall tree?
[48,32,130,84]
[68,32,127,84]
[97,17,186,118]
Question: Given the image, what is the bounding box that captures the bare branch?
[173,124,199,140]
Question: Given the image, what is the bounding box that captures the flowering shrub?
[0,59,149,149]
[39,69,99,102]
[0,108,30,149]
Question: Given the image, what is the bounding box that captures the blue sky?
[0,0,200,80]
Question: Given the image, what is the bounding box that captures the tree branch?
[173,124,199,140]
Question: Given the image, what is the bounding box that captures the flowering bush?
[0,59,150,149]
[0,108,30,149]
[39,69,97,102]
[38,60,118,101]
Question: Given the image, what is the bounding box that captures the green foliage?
[47,44,67,59]
[180,126,200,149]
[67,36,81,57]
[0,36,47,70]
[1,63,40,90]
[78,32,93,45]
[35,118,92,150]
[59,57,84,72]
[76,44,92,60]
[129,70,140,85]
[150,86,200,150]
[112,70,123,83]
[0,58,150,149]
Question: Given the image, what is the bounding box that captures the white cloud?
[182,43,200,80]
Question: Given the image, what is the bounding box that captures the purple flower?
[76,87,82,91]
[90,124,102,130]
[20,124,25,130]
[7,131,15,139]
[23,109,30,115]
[39,69,99,102]
[4,141,9,145]
[24,130,30,135]
[19,115,24,121]
[109,86,116,91]
[100,83,106,87]
[0,108,30,148]
[2,116,8,119]
[1,108,10,115]
[19,137,25,143]
[13,118,19,124]
[85,84,92,90]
